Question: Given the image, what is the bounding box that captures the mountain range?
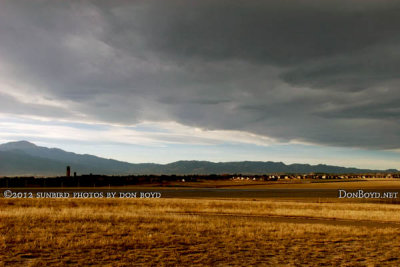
[0,141,397,176]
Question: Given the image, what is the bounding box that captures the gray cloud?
[1,0,400,149]
[0,93,72,118]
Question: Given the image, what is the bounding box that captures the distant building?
[66,166,71,177]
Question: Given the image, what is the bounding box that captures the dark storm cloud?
[134,0,400,65]
[1,0,400,149]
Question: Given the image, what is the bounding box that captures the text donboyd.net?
[338,190,399,199]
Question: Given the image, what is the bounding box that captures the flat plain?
[1,179,400,266]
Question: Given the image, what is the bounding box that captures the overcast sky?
[1,0,399,169]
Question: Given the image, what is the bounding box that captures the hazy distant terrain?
[0,141,397,176]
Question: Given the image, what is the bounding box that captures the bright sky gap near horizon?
[0,0,399,170]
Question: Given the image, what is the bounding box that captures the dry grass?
[1,198,400,266]
[76,178,400,190]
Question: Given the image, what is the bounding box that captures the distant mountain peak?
[0,140,37,150]
[0,141,397,176]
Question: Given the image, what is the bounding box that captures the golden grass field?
[1,179,400,266]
